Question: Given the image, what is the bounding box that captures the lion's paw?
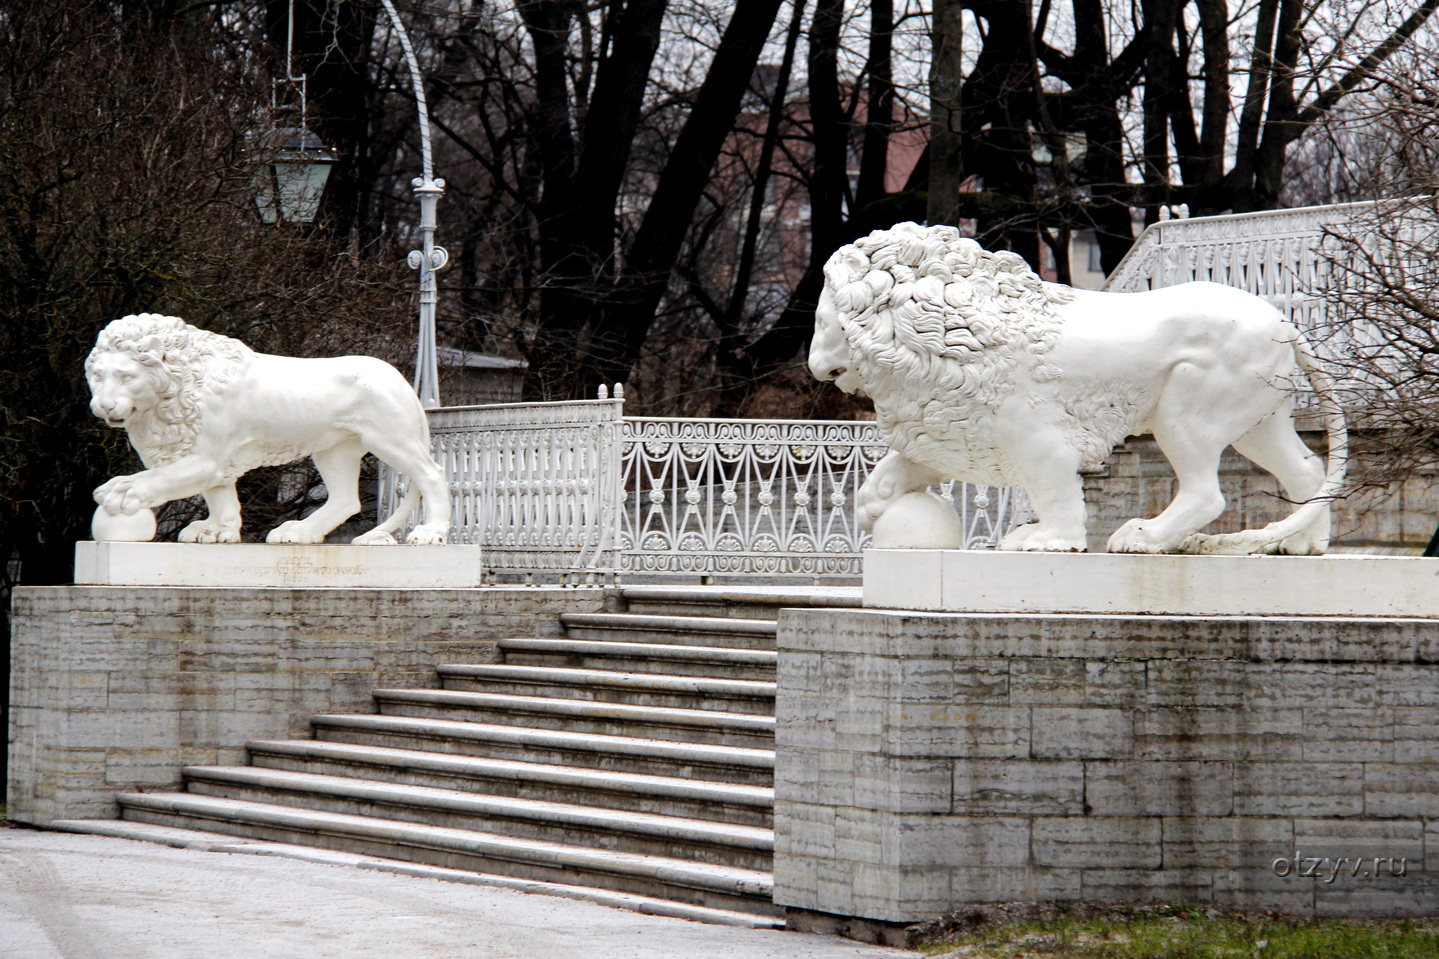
[179,520,241,544]
[266,521,325,545]
[1106,519,1170,554]
[352,529,398,546]
[854,492,889,531]
[1276,526,1328,555]
[95,474,153,516]
[998,522,1040,551]
[406,525,448,546]
[1020,531,1087,552]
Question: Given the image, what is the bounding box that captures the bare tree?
[0,4,406,642]
[1304,43,1439,498]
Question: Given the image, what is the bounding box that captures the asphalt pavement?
[0,825,906,959]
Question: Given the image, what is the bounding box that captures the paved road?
[0,827,904,959]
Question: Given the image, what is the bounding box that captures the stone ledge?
[864,549,1439,617]
[75,541,484,588]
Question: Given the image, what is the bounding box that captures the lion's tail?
[1179,338,1348,555]
[352,482,422,546]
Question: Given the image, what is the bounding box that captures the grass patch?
[912,903,1439,959]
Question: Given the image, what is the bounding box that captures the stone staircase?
[66,586,858,928]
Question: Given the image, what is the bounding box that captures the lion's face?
[808,287,863,395]
[86,351,165,428]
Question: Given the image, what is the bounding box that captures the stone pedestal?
[863,549,1439,618]
[775,605,1439,921]
[74,541,484,588]
[7,585,603,825]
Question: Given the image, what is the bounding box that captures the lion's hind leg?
[1108,418,1229,554]
[1228,411,1329,554]
[358,432,451,545]
[179,484,242,543]
[266,439,365,545]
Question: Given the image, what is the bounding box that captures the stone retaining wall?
[7,586,604,825]
[774,608,1439,921]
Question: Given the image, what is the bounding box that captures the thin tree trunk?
[1140,0,1181,222]
[855,0,893,211]
[726,0,807,326]
[1229,0,1279,204]
[927,0,964,226]
[1194,0,1229,190]
[571,0,669,263]
[594,0,787,388]
[712,0,849,412]
[1251,0,1303,209]
[1068,0,1134,273]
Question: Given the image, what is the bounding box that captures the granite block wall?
[7,586,604,824]
[775,608,1439,921]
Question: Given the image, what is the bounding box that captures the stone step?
[50,818,783,928]
[372,689,776,748]
[615,585,863,621]
[180,766,774,871]
[310,714,775,786]
[118,792,777,916]
[246,739,773,827]
[560,612,777,650]
[436,664,776,714]
[497,638,776,682]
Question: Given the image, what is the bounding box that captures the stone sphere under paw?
[870,491,964,549]
[92,505,157,542]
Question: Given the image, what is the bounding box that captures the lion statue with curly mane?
[809,222,1347,554]
[86,313,450,545]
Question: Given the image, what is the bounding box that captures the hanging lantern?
[254,126,337,224]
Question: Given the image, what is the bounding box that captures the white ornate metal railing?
[385,397,1031,580]
[1101,199,1433,339]
[1102,201,1365,326]
[382,391,625,581]
[619,417,1030,577]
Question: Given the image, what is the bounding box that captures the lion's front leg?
[178,484,242,543]
[856,450,945,531]
[995,421,1089,552]
[95,456,221,518]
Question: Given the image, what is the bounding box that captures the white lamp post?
[381,0,446,410]
[258,0,444,409]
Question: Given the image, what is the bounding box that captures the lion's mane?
[824,222,1074,482]
[86,314,253,466]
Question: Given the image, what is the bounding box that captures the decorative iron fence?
[618,417,1028,577]
[1103,202,1355,323]
[382,391,625,582]
[385,396,1030,580]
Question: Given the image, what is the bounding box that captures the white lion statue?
[809,222,1347,554]
[86,313,450,545]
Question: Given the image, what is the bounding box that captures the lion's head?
[810,222,1071,399]
[809,223,1075,479]
[86,313,252,465]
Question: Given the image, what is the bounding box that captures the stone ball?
[92,505,157,542]
[870,491,965,549]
